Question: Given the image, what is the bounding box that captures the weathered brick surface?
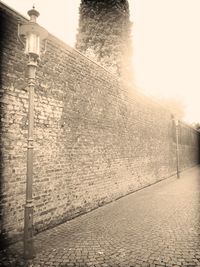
[178,121,199,170]
[0,3,199,244]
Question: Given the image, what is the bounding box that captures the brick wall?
[0,3,199,244]
[178,121,199,170]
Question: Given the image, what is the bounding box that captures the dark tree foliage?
[76,0,133,78]
[193,123,200,131]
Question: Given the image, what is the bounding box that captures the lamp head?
[18,7,48,60]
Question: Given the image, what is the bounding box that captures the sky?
[2,0,200,124]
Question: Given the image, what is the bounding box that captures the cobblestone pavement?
[1,166,200,267]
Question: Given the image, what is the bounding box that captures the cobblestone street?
[1,166,200,267]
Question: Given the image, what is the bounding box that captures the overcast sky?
[2,0,200,124]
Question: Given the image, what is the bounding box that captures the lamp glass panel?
[25,33,40,56]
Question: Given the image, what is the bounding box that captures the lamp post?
[18,7,48,259]
[175,119,180,178]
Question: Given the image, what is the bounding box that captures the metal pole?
[176,121,180,178]
[24,57,37,259]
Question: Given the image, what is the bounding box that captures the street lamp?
[174,118,180,178]
[18,6,48,259]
